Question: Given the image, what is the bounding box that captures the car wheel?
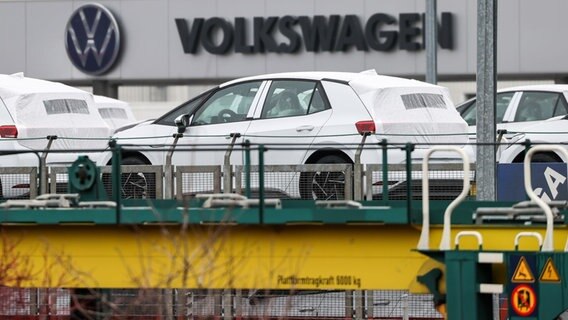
[120,157,157,199]
[299,155,350,200]
[103,157,156,199]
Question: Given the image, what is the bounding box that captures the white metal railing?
[417,146,471,251]
[514,232,543,251]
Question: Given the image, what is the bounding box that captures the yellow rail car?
[1,223,564,289]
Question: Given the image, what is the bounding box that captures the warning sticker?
[510,284,537,316]
[511,256,535,283]
[539,258,561,283]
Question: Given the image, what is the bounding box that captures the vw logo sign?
[65,3,121,75]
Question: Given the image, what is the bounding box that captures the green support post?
[258,144,265,223]
[381,139,389,202]
[405,143,414,219]
[33,151,41,198]
[110,140,121,223]
[244,140,251,199]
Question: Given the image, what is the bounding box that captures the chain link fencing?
[0,287,447,319]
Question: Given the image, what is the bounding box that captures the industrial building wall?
[1,0,568,83]
[0,0,564,120]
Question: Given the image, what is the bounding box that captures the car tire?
[299,155,351,200]
[531,153,560,163]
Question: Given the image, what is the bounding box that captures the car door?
[243,80,333,166]
[171,80,265,167]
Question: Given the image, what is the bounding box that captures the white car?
[457,85,568,145]
[100,70,469,199]
[0,73,111,198]
[93,95,137,132]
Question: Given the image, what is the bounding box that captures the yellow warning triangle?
[540,258,561,282]
[512,256,535,283]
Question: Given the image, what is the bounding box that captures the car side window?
[261,80,328,119]
[459,92,513,126]
[193,81,262,125]
[307,86,329,114]
[496,93,514,123]
[515,92,559,122]
[553,95,568,117]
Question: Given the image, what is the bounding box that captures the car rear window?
[400,93,446,110]
[44,99,89,115]
[99,107,128,119]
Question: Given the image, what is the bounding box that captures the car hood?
[113,122,175,146]
[114,119,155,134]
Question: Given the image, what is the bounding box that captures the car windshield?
[459,92,514,126]
[192,81,262,125]
[153,88,214,126]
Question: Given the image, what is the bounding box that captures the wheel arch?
[512,150,563,163]
[106,151,152,165]
[304,148,353,165]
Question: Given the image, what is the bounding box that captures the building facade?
[0,0,565,117]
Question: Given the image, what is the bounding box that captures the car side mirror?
[174,114,192,134]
